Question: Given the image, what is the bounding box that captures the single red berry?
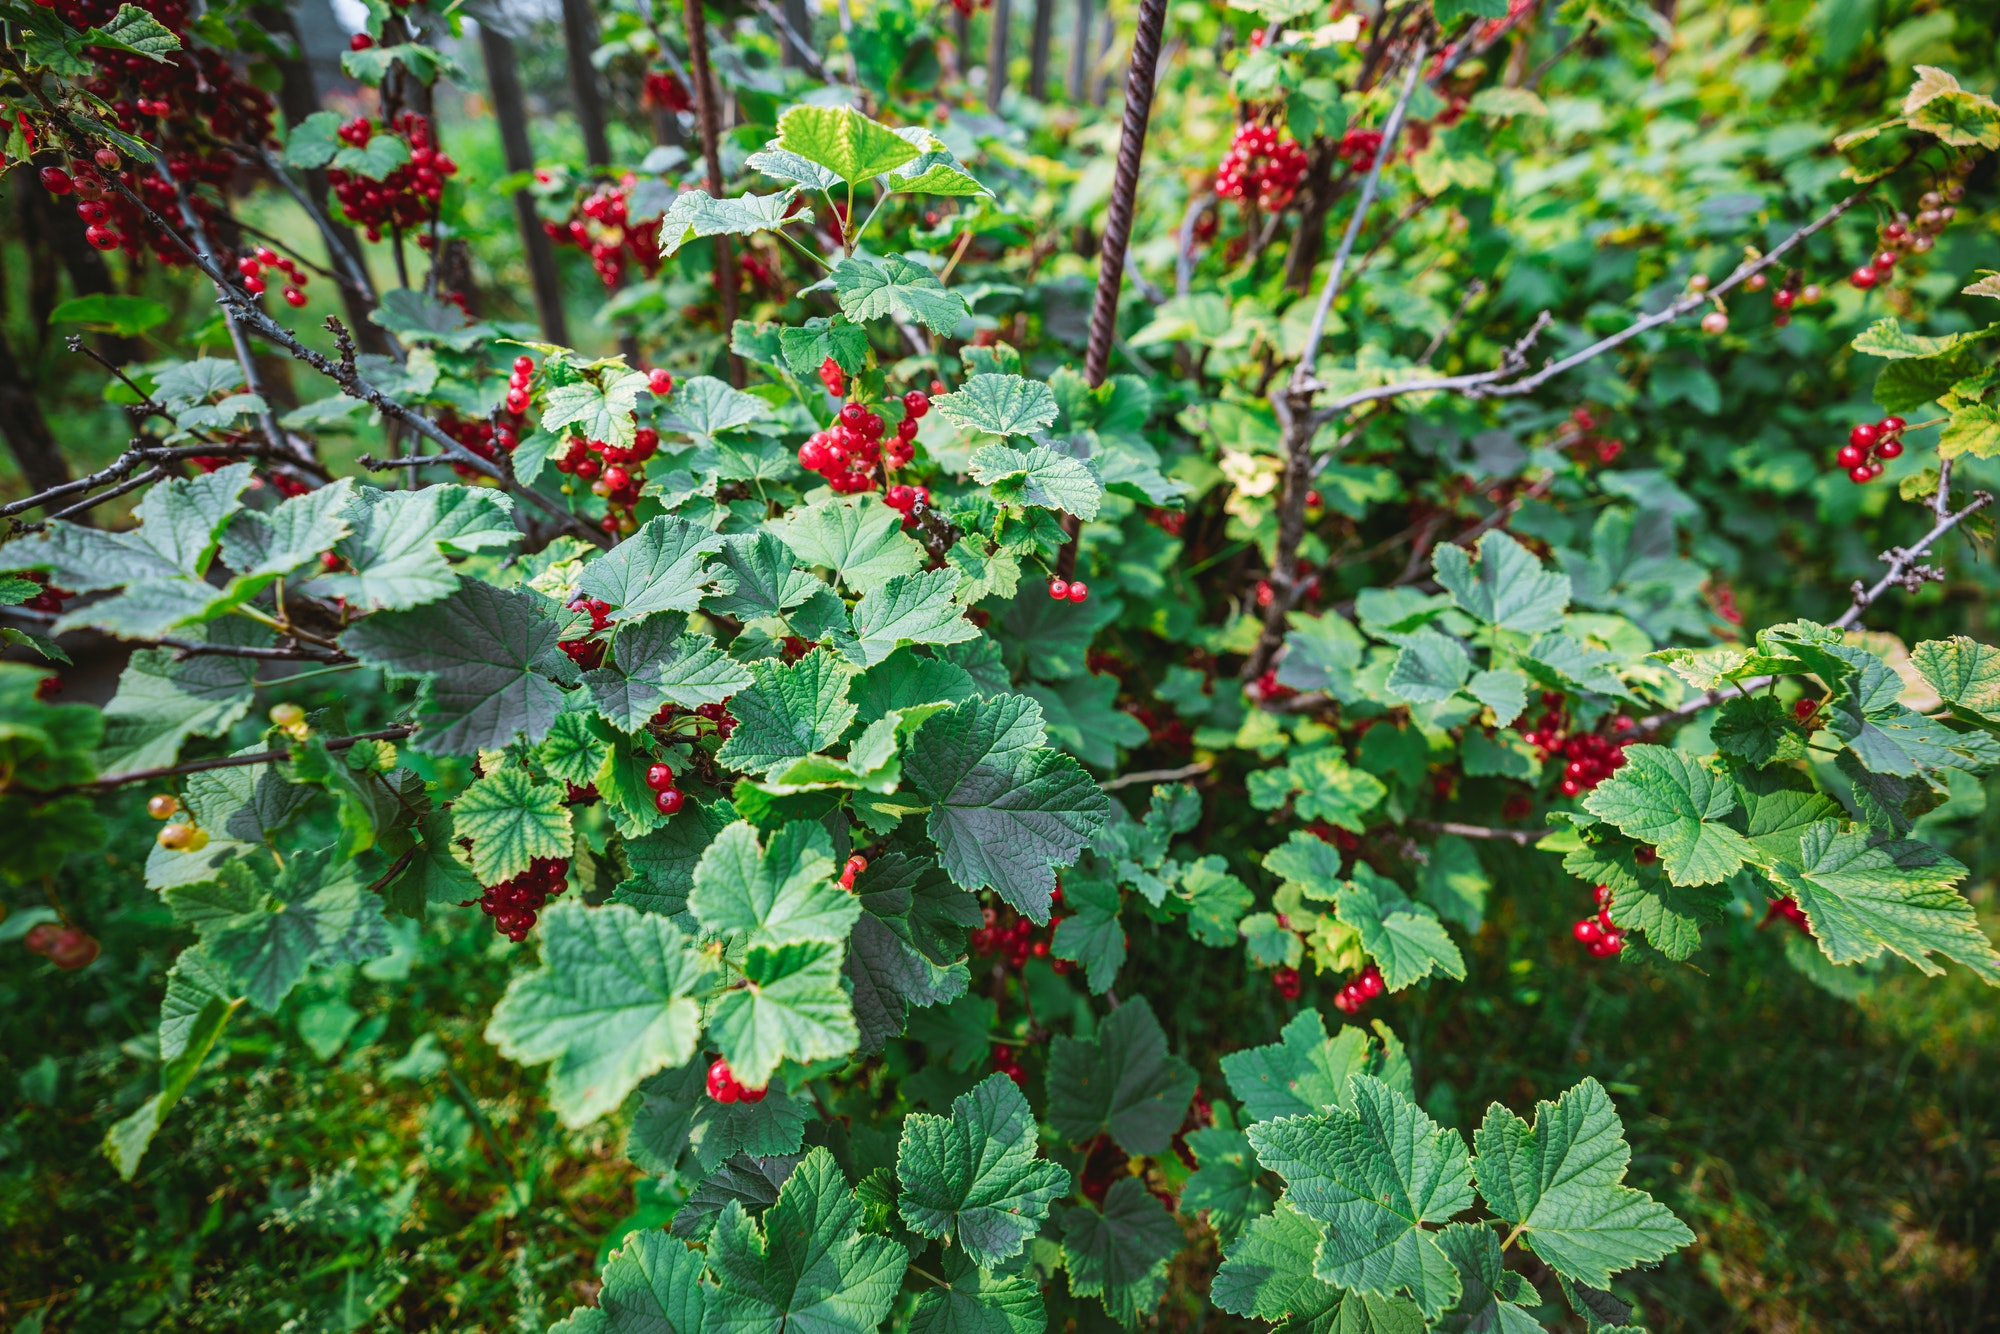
[514,355,535,375]
[1848,464,1873,484]
[1771,289,1795,310]
[929,379,945,396]
[1594,883,1613,906]
[1067,581,1088,602]
[839,402,866,430]
[737,1082,767,1104]
[1794,696,1817,722]
[706,1058,740,1103]
[1633,846,1657,866]
[24,922,62,955]
[39,166,73,195]
[645,762,675,792]
[94,147,120,171]
[350,31,374,49]
[648,368,674,397]
[1849,422,1879,449]
[1835,444,1866,469]
[1048,578,1070,600]
[48,928,99,971]
[654,787,685,815]
[1875,437,1903,460]
[1873,251,1898,270]
[244,275,265,295]
[1878,416,1906,435]
[1851,266,1879,289]
[1574,918,1601,943]
[283,288,307,307]
[1358,966,1384,998]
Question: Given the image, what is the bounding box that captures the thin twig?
[1176,192,1215,298]
[81,725,418,791]
[1406,819,1538,845]
[1100,760,1213,792]
[43,467,163,523]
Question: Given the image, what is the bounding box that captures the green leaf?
[1212,1203,1426,1334]
[342,41,455,86]
[1432,0,1510,21]
[312,484,518,611]
[909,1250,1046,1334]
[1851,316,1991,359]
[206,848,393,1012]
[832,255,967,336]
[707,533,820,621]
[844,907,970,1051]
[1386,631,1472,704]
[1221,1010,1411,1124]
[542,368,651,452]
[1435,1223,1544,1334]
[618,798,738,918]
[485,900,716,1126]
[452,768,572,884]
[660,188,808,258]
[83,4,180,59]
[1775,822,2000,984]
[282,109,343,169]
[1579,746,1752,887]
[1178,855,1254,946]
[899,1072,1072,1267]
[706,1148,907,1334]
[937,375,1062,439]
[1182,1123,1275,1245]
[332,132,411,177]
[578,516,729,624]
[849,569,980,665]
[715,650,859,776]
[1432,532,1571,635]
[367,289,483,349]
[689,820,856,950]
[904,694,1111,921]
[662,375,777,444]
[1471,1077,1694,1287]
[48,292,170,336]
[551,1227,709,1334]
[747,147,845,191]
[773,104,923,183]
[1057,1177,1182,1326]
[1050,866,1125,992]
[95,628,258,772]
[779,496,926,594]
[1250,750,1387,832]
[705,941,858,1088]
[1045,995,1196,1155]
[1025,673,1149,770]
[969,444,1105,519]
[104,949,240,1180]
[1912,635,2000,723]
[1247,1076,1474,1318]
[779,317,870,380]
[1335,866,1466,991]
[1417,836,1489,933]
[343,580,569,755]
[1464,669,1528,727]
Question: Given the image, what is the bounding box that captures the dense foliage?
[2,0,1999,1329]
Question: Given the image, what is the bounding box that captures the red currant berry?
[654,787,685,815]
[39,166,73,195]
[1851,266,1879,289]
[1875,437,1904,460]
[1878,416,1906,434]
[283,288,307,307]
[1700,310,1728,335]
[706,1057,741,1103]
[244,276,265,295]
[94,147,120,171]
[1849,422,1879,448]
[645,762,675,791]
[1848,464,1873,484]
[1067,581,1088,602]
[1048,578,1070,600]
[1836,444,1866,469]
[839,402,866,430]
[1873,251,1898,270]
[350,31,374,49]
[1771,289,1795,310]
[1573,918,1601,943]
[648,368,674,397]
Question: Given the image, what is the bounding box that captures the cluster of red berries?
[558,596,615,671]
[327,113,457,243]
[705,1055,768,1103]
[1337,127,1385,170]
[23,921,99,970]
[797,385,928,493]
[948,0,993,16]
[1330,963,1385,1014]
[1215,123,1309,211]
[1835,415,1907,485]
[990,1043,1028,1087]
[1564,408,1626,465]
[467,856,569,942]
[10,570,75,615]
[1047,577,1090,604]
[544,174,666,288]
[1853,168,1974,290]
[1271,965,1302,1000]
[968,898,1068,972]
[436,408,526,479]
[1516,694,1634,797]
[883,484,932,529]
[643,760,686,816]
[643,70,693,114]
[1761,895,1811,934]
[235,244,311,308]
[1571,883,1625,958]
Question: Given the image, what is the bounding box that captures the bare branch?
[83,725,417,791]
[1405,819,1539,845]
[1100,760,1213,792]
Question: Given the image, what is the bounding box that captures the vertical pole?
[562,0,614,168]
[986,0,1011,108]
[781,0,814,68]
[1028,0,1053,99]
[684,0,745,387]
[1066,0,1092,100]
[480,25,571,345]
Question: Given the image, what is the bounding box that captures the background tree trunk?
[480,25,572,345]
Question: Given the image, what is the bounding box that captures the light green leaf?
[1335,866,1466,992]
[452,768,572,884]
[311,484,518,611]
[578,516,729,623]
[773,104,923,183]
[715,650,858,776]
[690,820,856,949]
[832,255,967,336]
[705,940,858,1089]
[779,496,926,594]
[1211,1203,1426,1334]
[1580,746,1752,887]
[660,188,808,258]
[485,899,716,1126]
[1776,821,2000,984]
[899,1073,1072,1267]
[850,568,981,665]
[1432,532,1571,635]
[969,444,1104,519]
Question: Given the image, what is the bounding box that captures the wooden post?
[1028,0,1053,99]
[480,25,571,345]
[1066,0,1092,100]
[780,0,814,68]
[561,0,614,168]
[986,0,1011,108]
[684,0,745,386]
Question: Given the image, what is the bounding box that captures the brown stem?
[80,726,418,792]
[684,0,744,387]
